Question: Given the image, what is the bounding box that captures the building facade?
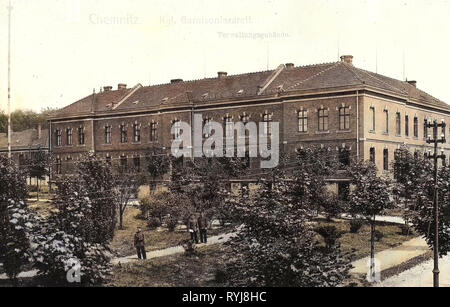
[0,125,50,184]
[48,56,450,186]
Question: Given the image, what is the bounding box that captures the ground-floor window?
[383,149,389,171]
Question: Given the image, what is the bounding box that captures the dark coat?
[187,216,199,232]
[198,215,208,230]
[134,232,145,247]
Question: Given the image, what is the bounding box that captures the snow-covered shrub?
[0,156,33,280]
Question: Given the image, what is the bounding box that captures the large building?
[0,126,50,184]
[48,55,450,187]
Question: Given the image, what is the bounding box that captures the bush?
[165,214,179,232]
[214,269,228,284]
[314,225,342,249]
[399,224,410,236]
[374,230,384,242]
[180,239,197,257]
[349,219,364,233]
[147,217,161,230]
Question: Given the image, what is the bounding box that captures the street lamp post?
[7,0,13,159]
[426,119,446,287]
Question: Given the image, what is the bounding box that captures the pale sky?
[1,0,450,112]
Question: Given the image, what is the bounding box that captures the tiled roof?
[0,128,49,151]
[50,60,450,118]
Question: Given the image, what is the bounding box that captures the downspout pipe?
[356,90,360,160]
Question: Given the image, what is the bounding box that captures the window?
[414,151,419,159]
[55,157,62,174]
[383,148,389,171]
[241,114,250,137]
[384,110,389,133]
[339,106,350,130]
[262,113,272,135]
[204,118,212,138]
[120,155,127,172]
[442,155,446,167]
[424,119,428,140]
[78,127,85,145]
[120,124,128,143]
[241,114,249,123]
[106,156,112,166]
[370,107,375,132]
[150,122,157,142]
[318,108,329,131]
[66,128,73,146]
[133,156,141,172]
[414,117,418,138]
[55,129,62,147]
[105,126,112,144]
[224,115,234,137]
[173,120,181,139]
[396,112,401,135]
[133,123,141,143]
[442,122,446,140]
[298,110,308,132]
[370,147,376,163]
[405,115,409,137]
[18,154,26,167]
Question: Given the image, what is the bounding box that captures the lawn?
[28,199,55,218]
[315,219,415,260]
[109,244,230,287]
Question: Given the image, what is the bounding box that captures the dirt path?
[112,232,235,265]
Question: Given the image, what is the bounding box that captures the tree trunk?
[36,177,40,201]
[370,216,376,282]
[119,207,124,230]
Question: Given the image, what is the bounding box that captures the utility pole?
[7,0,13,158]
[426,119,446,287]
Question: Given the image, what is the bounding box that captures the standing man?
[134,227,147,260]
[187,214,199,244]
[198,212,208,244]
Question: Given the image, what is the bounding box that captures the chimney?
[37,124,42,139]
[103,86,112,92]
[407,80,417,87]
[217,71,228,79]
[118,83,127,90]
[170,79,183,84]
[285,63,294,69]
[340,55,353,65]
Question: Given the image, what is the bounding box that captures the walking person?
[134,227,147,260]
[187,214,199,244]
[198,212,208,243]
